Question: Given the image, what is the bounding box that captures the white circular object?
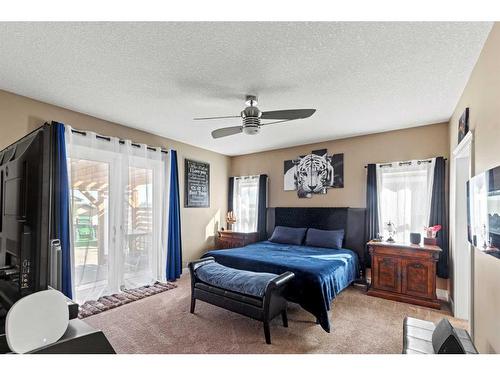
[243,125,260,135]
[5,290,69,353]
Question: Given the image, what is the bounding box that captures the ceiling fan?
[194,95,316,139]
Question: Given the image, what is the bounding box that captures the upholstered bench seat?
[195,262,279,298]
[189,257,294,344]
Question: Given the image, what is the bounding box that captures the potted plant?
[424,224,442,245]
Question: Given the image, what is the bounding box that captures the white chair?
[5,290,69,354]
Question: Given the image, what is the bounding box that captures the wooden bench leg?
[263,321,271,344]
[281,310,288,328]
[190,297,196,314]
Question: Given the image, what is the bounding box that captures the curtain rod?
[363,158,447,168]
[234,174,261,180]
[69,128,168,154]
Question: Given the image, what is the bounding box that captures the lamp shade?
[386,221,396,233]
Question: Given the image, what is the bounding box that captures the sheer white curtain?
[376,159,435,243]
[233,176,260,233]
[65,126,168,303]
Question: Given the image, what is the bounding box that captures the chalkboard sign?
[184,159,210,208]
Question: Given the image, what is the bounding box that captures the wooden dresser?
[367,241,442,309]
[215,230,259,249]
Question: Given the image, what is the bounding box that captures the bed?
[204,207,367,332]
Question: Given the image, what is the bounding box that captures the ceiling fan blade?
[194,115,241,120]
[211,126,243,139]
[261,109,316,120]
[261,119,293,126]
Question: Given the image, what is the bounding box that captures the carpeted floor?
[83,272,466,354]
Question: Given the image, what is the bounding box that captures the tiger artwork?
[293,153,334,198]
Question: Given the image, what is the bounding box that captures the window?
[66,128,168,303]
[233,176,260,233]
[377,160,435,243]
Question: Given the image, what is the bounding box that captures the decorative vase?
[410,233,421,245]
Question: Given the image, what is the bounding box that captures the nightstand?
[367,241,442,309]
[215,230,259,249]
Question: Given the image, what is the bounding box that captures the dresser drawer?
[216,237,245,249]
[215,231,259,249]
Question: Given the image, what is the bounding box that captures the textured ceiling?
[0,22,492,156]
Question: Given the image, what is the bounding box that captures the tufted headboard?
[266,207,367,270]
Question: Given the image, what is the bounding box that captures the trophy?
[226,211,236,231]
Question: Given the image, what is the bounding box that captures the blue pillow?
[305,228,344,249]
[269,226,307,245]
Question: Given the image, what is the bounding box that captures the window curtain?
[166,149,182,281]
[65,126,168,303]
[429,157,449,278]
[365,164,378,269]
[233,175,260,233]
[376,159,436,243]
[227,177,234,213]
[52,122,73,299]
[257,175,268,240]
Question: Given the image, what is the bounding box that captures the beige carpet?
[83,273,466,354]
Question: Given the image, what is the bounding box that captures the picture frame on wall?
[283,148,344,198]
[184,159,210,208]
[458,107,469,145]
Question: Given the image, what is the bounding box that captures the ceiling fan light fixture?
[242,125,260,135]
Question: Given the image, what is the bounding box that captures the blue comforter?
[204,241,359,332]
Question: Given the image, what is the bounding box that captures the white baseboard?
[436,288,449,302]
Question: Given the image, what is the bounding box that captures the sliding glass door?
[70,158,111,303]
[66,129,168,304]
[121,157,165,290]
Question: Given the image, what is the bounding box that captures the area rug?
[78,281,177,319]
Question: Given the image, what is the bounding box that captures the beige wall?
[231,123,449,208]
[0,89,231,265]
[448,23,500,353]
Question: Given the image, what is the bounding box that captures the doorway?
[451,131,473,329]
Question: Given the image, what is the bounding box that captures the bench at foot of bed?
[188,257,295,344]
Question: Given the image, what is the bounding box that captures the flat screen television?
[467,163,500,259]
[0,124,55,333]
